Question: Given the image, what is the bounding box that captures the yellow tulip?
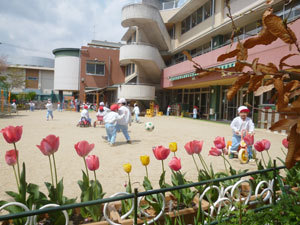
[123,163,132,173]
[169,142,178,153]
[140,155,150,166]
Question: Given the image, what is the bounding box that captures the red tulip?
[5,150,18,166]
[75,140,95,157]
[37,135,60,156]
[168,157,181,171]
[282,138,288,149]
[243,133,254,146]
[152,146,170,160]
[261,139,271,150]
[184,140,203,155]
[214,136,226,149]
[254,141,265,152]
[209,147,222,156]
[86,155,99,171]
[1,126,23,144]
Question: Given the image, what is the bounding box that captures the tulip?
[140,155,150,166]
[282,138,288,149]
[169,142,177,155]
[5,149,18,166]
[1,126,23,144]
[123,163,132,174]
[86,155,99,181]
[140,155,150,178]
[168,157,181,171]
[5,150,20,189]
[214,136,226,149]
[74,140,95,157]
[37,135,59,156]
[184,140,203,155]
[243,134,254,146]
[152,146,170,160]
[254,141,267,167]
[254,141,265,152]
[209,147,222,156]
[261,139,271,150]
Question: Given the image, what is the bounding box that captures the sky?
[0,0,129,59]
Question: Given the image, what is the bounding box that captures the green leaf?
[143,176,153,191]
[19,163,27,203]
[159,171,166,188]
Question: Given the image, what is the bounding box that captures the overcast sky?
[0,0,128,59]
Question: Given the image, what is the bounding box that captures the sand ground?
[0,110,287,201]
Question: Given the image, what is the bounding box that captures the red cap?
[84,105,88,109]
[110,104,119,111]
[99,106,104,111]
[194,106,197,108]
[12,99,16,102]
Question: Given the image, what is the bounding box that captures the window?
[202,41,211,54]
[185,16,191,32]
[27,77,38,81]
[203,0,212,20]
[197,7,203,24]
[86,62,105,76]
[191,11,197,28]
[125,64,135,77]
[181,19,186,34]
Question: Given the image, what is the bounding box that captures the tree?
[5,67,26,91]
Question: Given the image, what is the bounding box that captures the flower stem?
[94,171,97,181]
[145,166,149,179]
[198,154,210,175]
[83,157,90,184]
[52,154,58,188]
[13,165,20,190]
[222,155,229,174]
[48,155,54,187]
[191,155,200,172]
[13,143,20,185]
[261,152,267,168]
[94,171,98,199]
[161,160,165,185]
[266,151,272,163]
[173,152,176,157]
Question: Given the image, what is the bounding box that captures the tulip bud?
[140,155,150,166]
[5,150,18,166]
[169,142,177,153]
[86,155,99,171]
[123,163,132,173]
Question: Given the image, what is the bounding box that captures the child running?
[45,99,53,121]
[132,103,140,123]
[104,104,125,146]
[230,106,255,161]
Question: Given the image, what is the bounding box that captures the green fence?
[0,164,287,224]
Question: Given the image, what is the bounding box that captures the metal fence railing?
[0,162,287,224]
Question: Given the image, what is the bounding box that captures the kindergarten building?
[120,0,300,126]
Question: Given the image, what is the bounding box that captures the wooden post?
[96,93,99,109]
[83,93,86,104]
[1,89,4,112]
[8,91,11,113]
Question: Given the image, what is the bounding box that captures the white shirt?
[81,109,90,119]
[167,107,171,112]
[133,106,140,115]
[46,103,53,111]
[12,102,16,109]
[118,105,130,126]
[193,108,197,115]
[230,117,254,134]
[104,111,125,125]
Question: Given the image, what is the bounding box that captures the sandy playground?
[0,110,287,201]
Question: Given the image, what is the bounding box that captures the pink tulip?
[243,133,254,146]
[86,155,99,171]
[261,139,271,150]
[209,147,222,156]
[5,150,18,166]
[184,140,203,155]
[214,137,226,149]
[1,126,23,144]
[168,157,181,171]
[75,140,95,157]
[152,146,170,160]
[37,135,60,156]
[282,138,289,149]
[254,141,265,152]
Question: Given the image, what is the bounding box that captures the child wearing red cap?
[230,106,255,160]
[11,99,17,113]
[167,105,171,116]
[80,105,91,123]
[193,106,198,119]
[103,104,126,146]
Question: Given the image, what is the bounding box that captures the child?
[167,105,171,116]
[80,105,91,123]
[230,106,255,161]
[45,99,53,120]
[193,106,198,119]
[96,106,106,125]
[11,99,17,113]
[104,104,125,146]
[57,102,62,112]
[132,103,140,123]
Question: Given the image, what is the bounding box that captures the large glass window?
[203,0,212,20]
[197,7,203,24]
[191,11,197,28]
[181,19,186,34]
[125,64,135,77]
[86,62,105,76]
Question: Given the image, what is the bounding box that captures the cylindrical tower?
[52,48,80,91]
